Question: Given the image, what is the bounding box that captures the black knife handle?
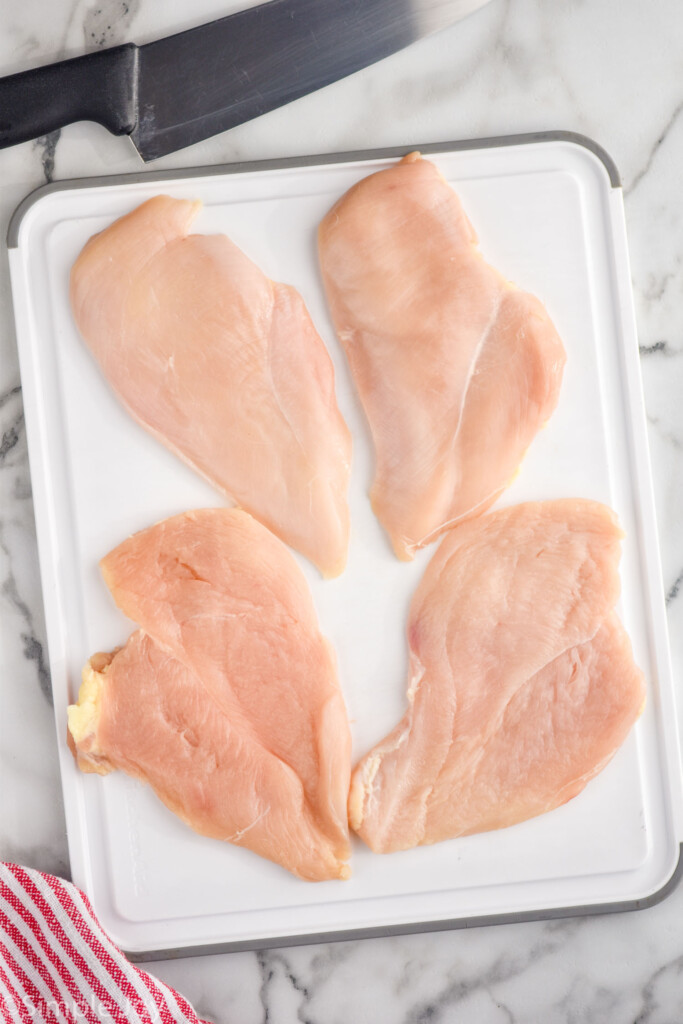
[0,43,138,149]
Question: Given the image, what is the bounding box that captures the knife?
[0,0,492,162]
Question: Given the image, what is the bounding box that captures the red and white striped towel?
[0,863,212,1024]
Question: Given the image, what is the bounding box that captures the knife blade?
[0,0,492,162]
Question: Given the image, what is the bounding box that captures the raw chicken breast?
[318,153,566,560]
[70,635,348,881]
[70,197,351,577]
[68,509,351,881]
[348,500,646,853]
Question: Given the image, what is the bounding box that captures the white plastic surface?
[8,137,682,954]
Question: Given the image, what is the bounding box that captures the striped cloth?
[0,863,212,1023]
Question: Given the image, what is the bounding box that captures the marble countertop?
[2,0,683,1020]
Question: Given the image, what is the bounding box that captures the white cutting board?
[7,134,683,956]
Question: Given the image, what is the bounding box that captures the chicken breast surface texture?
[348,500,646,853]
[318,153,567,560]
[70,197,351,578]
[68,509,352,882]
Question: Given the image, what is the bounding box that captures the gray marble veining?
[2,0,683,1021]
